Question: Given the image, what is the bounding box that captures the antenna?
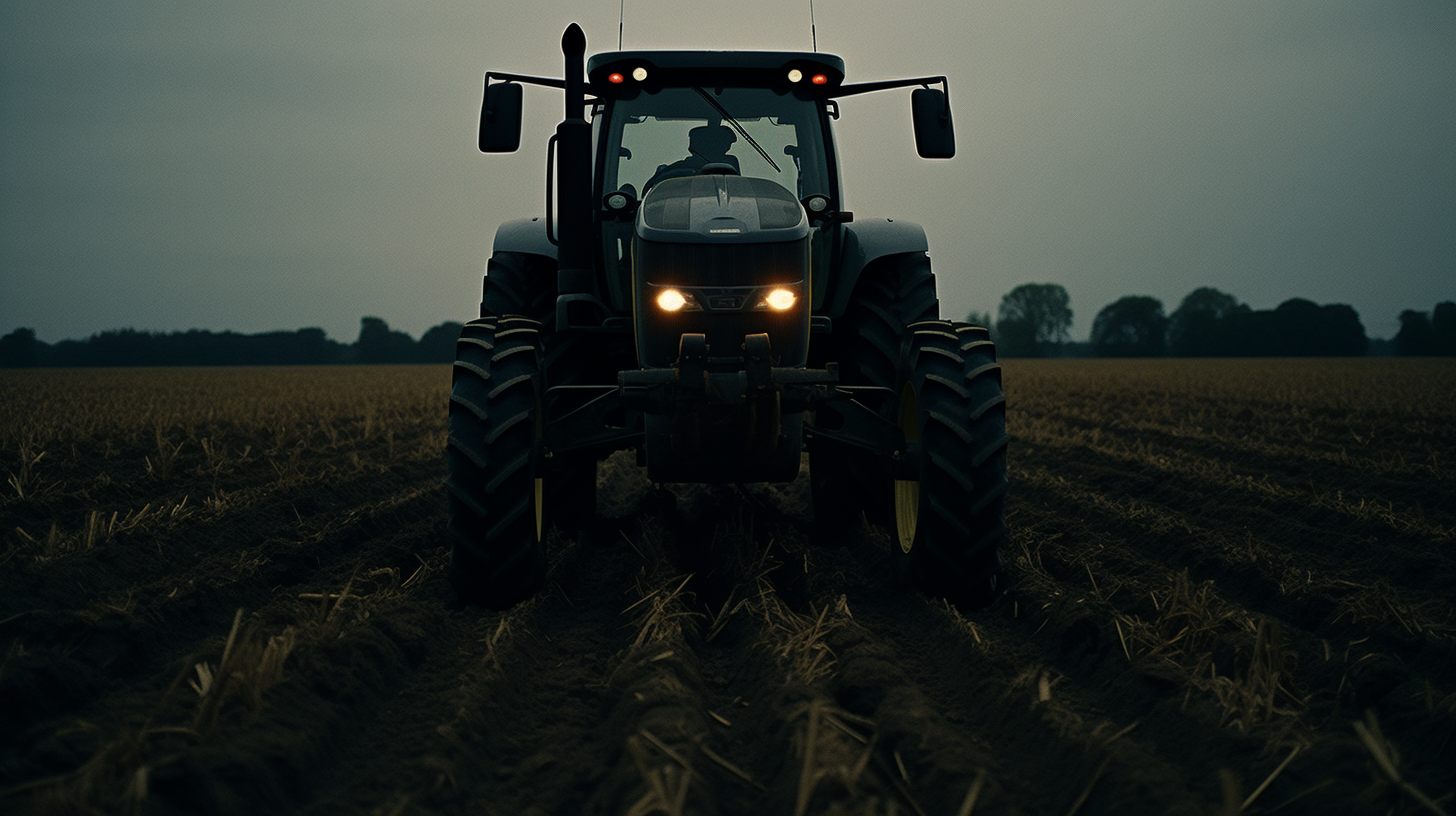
[619,0,625,49]
[809,0,817,51]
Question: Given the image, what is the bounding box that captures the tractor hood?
[637,176,808,244]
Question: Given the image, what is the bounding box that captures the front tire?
[446,316,547,609]
[811,253,940,529]
[892,321,1008,609]
[480,251,600,530]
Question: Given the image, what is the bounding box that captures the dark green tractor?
[447,24,1007,610]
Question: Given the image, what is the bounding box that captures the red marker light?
[608,72,625,84]
[811,74,828,85]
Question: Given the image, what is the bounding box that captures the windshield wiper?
[692,87,780,173]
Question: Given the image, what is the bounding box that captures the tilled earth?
[1,359,1452,815]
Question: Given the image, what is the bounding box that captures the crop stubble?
[1,358,1452,814]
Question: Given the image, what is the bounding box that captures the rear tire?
[446,317,547,609]
[892,321,1008,609]
[812,253,939,528]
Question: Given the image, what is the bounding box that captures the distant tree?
[1395,310,1435,356]
[997,283,1071,357]
[287,327,348,364]
[355,317,416,363]
[1433,301,1456,355]
[0,328,40,368]
[1316,304,1368,356]
[1090,296,1167,357]
[418,321,465,363]
[46,339,86,367]
[1168,287,1248,356]
[83,328,155,366]
[1272,298,1325,356]
[964,310,994,330]
[242,328,346,364]
[1224,309,1281,356]
[993,318,1035,357]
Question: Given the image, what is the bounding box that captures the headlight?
[764,288,797,311]
[656,289,689,312]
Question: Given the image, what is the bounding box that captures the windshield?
[600,87,829,201]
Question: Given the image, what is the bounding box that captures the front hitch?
[619,333,840,413]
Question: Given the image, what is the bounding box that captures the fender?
[492,217,559,262]
[824,218,929,318]
[489,216,619,330]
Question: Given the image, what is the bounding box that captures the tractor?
[447,24,1007,610]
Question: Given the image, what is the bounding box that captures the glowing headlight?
[656,289,688,312]
[764,288,797,311]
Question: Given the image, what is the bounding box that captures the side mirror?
[479,81,523,153]
[911,88,955,159]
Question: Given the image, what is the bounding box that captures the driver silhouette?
[645,125,740,190]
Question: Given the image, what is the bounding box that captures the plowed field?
[2,359,1453,815]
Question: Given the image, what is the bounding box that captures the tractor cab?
[587,57,845,315]
[479,40,953,327]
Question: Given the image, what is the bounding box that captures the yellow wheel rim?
[532,381,545,543]
[894,382,919,554]
[533,477,544,541]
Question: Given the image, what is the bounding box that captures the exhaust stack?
[555,24,592,299]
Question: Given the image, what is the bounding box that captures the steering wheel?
[644,161,741,194]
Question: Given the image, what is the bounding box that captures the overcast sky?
[2,1,1452,344]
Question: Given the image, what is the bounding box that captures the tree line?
[5,291,1452,367]
[0,317,464,368]
[968,284,1454,358]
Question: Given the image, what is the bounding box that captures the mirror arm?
[485,71,599,108]
[833,75,949,114]
[486,70,566,90]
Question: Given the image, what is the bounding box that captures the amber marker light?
[608,72,625,84]
[656,289,688,311]
[765,288,797,311]
[811,74,828,85]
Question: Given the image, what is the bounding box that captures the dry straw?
[1353,712,1449,816]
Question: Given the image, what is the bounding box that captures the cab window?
[601,87,829,201]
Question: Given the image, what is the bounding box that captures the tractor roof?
[587,50,846,93]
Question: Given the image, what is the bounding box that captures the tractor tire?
[480,251,598,530]
[481,251,554,319]
[811,253,940,529]
[446,316,547,609]
[838,252,940,388]
[891,321,1008,609]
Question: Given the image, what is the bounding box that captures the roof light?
[811,74,828,85]
[632,66,648,81]
[608,72,624,84]
[656,289,688,312]
[787,68,803,83]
